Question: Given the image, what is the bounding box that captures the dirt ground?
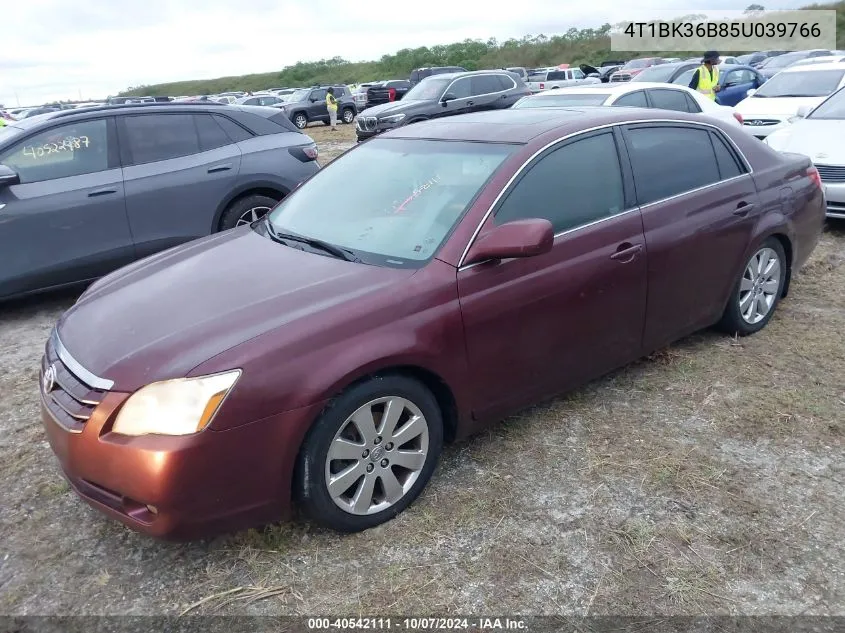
[0,125,843,616]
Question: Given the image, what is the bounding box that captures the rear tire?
[718,237,786,336]
[218,194,279,231]
[295,375,443,533]
[341,108,355,124]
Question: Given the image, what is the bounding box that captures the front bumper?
[39,346,324,540]
[823,180,845,219]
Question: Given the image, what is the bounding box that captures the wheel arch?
[769,232,793,297]
[212,183,288,232]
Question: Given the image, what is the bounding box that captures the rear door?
[118,112,242,257]
[468,75,506,112]
[458,128,647,421]
[620,123,759,349]
[0,117,134,297]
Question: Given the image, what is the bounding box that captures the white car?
[764,86,845,219]
[512,82,743,128]
[734,62,845,138]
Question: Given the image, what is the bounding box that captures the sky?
[2,0,806,107]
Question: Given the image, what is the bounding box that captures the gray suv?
[278,86,358,129]
[0,103,319,300]
[355,70,531,141]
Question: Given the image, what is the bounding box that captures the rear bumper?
[41,384,324,540]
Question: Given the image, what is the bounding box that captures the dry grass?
[0,206,843,616]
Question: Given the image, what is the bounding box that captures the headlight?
[112,370,241,436]
[379,113,406,124]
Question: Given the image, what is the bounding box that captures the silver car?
[764,86,845,219]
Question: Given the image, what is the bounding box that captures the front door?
[437,77,475,118]
[457,129,648,423]
[718,69,758,106]
[118,112,242,257]
[620,123,759,350]
[0,117,135,298]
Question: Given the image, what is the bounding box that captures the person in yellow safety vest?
[326,87,339,132]
[688,50,721,100]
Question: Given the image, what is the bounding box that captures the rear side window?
[613,91,648,107]
[195,114,231,151]
[214,115,255,141]
[625,125,721,204]
[471,75,504,95]
[121,114,200,165]
[495,132,625,233]
[710,131,745,179]
[648,88,693,112]
[683,93,701,112]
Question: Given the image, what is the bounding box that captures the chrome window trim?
[440,74,515,102]
[51,329,114,390]
[456,118,754,269]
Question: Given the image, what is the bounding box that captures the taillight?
[388,88,396,102]
[807,166,822,189]
[288,144,318,162]
[733,112,743,124]
[539,82,545,89]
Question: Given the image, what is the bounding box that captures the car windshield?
[514,93,609,108]
[736,54,755,64]
[623,58,652,69]
[672,69,697,85]
[808,86,845,119]
[754,69,844,97]
[265,138,514,266]
[402,77,452,100]
[632,64,685,82]
[288,89,311,102]
[761,53,806,69]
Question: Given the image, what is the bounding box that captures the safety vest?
[697,65,719,100]
[326,94,338,111]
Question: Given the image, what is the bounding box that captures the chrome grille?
[815,164,845,183]
[357,116,378,132]
[743,119,780,127]
[41,333,105,430]
[611,73,631,82]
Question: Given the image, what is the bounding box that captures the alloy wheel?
[739,247,781,324]
[342,109,355,124]
[325,396,429,516]
[235,206,271,227]
[294,114,307,129]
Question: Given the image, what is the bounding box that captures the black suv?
[355,70,531,141]
[279,86,357,129]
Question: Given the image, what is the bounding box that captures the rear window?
[546,71,569,80]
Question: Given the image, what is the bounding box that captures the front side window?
[0,119,109,183]
[625,125,721,205]
[122,114,200,165]
[572,69,585,79]
[808,86,845,119]
[402,77,452,101]
[310,89,327,102]
[447,78,473,99]
[266,139,514,266]
[495,132,625,233]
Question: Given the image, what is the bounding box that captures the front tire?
[296,375,443,532]
[719,237,786,336]
[292,113,308,129]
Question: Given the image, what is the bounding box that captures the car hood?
[580,63,600,76]
[359,100,425,117]
[735,95,827,116]
[56,228,414,391]
[765,119,845,162]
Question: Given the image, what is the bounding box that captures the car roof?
[782,61,845,73]
[528,81,690,97]
[380,107,696,144]
[422,69,521,82]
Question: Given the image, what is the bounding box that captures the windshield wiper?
[772,94,821,98]
[265,220,361,263]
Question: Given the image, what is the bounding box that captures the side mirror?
[746,88,757,97]
[795,104,813,118]
[441,93,456,106]
[0,164,20,188]
[463,219,554,266]
[724,80,737,88]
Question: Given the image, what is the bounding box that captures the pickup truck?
[526,66,601,93]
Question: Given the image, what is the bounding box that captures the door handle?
[466,101,474,106]
[610,243,643,262]
[733,202,755,216]
[208,164,233,173]
[87,188,117,197]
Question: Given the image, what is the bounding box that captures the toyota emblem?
[42,364,57,394]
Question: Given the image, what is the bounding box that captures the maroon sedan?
[40,107,825,538]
